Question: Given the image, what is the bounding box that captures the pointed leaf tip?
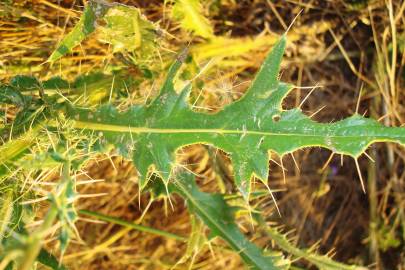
[158,53,186,95]
[243,34,287,103]
[48,4,98,62]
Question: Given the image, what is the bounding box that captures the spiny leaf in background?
[0,219,67,270]
[0,189,66,270]
[14,159,79,270]
[0,85,26,107]
[174,172,290,270]
[0,189,18,242]
[0,126,42,179]
[99,4,160,65]
[45,0,330,93]
[37,248,67,270]
[0,71,135,177]
[183,214,206,261]
[149,171,290,270]
[173,172,368,270]
[48,1,160,65]
[146,171,363,270]
[80,172,362,270]
[256,217,366,270]
[0,131,97,268]
[171,0,214,39]
[0,76,44,133]
[64,35,405,199]
[0,71,137,128]
[47,152,79,257]
[47,1,106,63]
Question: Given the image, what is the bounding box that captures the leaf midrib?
[69,120,404,139]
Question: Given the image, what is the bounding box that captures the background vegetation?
[0,0,404,269]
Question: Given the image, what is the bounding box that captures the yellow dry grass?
[1,0,404,269]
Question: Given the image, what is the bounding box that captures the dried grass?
[1,0,404,269]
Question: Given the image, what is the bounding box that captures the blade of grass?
[78,209,187,241]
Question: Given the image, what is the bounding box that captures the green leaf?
[64,35,405,198]
[47,2,108,62]
[0,126,42,179]
[184,214,206,259]
[81,177,289,269]
[37,248,67,270]
[10,75,42,91]
[259,219,363,270]
[48,2,159,65]
[172,172,289,270]
[99,5,159,59]
[150,173,359,269]
[2,71,137,107]
[171,0,214,39]
[69,72,134,105]
[0,190,15,242]
[0,86,26,106]
[0,222,67,270]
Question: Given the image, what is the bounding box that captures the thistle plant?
[0,1,404,270]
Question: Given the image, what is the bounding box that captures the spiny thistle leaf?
[49,175,78,255]
[0,85,26,106]
[48,1,159,64]
[0,219,67,270]
[0,71,133,176]
[64,35,405,198]
[259,219,365,270]
[184,214,206,259]
[150,173,358,269]
[171,0,214,39]
[99,5,159,59]
[0,126,42,179]
[37,248,67,270]
[0,190,15,242]
[47,1,105,62]
[167,172,290,270]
